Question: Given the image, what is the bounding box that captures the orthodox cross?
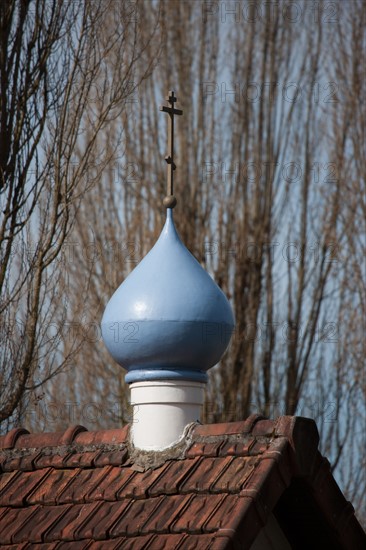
[160,91,183,208]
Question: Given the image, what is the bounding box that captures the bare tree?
[0,0,159,427]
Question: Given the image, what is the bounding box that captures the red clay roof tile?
[1,452,41,472]
[119,535,157,549]
[171,493,226,534]
[0,469,18,495]
[43,502,100,542]
[147,458,199,497]
[74,426,128,446]
[108,495,164,537]
[251,419,276,437]
[204,494,243,532]
[178,456,232,494]
[56,540,91,550]
[217,436,255,457]
[62,501,104,541]
[75,501,130,541]
[87,539,127,550]
[92,448,127,467]
[1,544,29,550]
[55,467,111,504]
[14,432,66,450]
[217,494,264,548]
[175,534,220,549]
[193,414,266,437]
[139,494,190,534]
[247,438,270,456]
[54,542,91,550]
[26,468,80,506]
[119,463,171,500]
[147,533,188,549]
[12,503,70,544]
[0,428,30,449]
[59,426,88,446]
[21,542,58,550]
[185,440,224,458]
[87,465,135,502]
[33,452,70,470]
[0,425,128,451]
[0,416,364,548]
[0,469,51,507]
[210,456,258,493]
[59,450,102,469]
[240,457,285,513]
[0,505,39,544]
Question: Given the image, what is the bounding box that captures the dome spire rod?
[160,90,183,209]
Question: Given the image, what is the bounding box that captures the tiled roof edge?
[274,415,319,477]
[219,438,293,548]
[307,451,366,547]
[192,414,320,478]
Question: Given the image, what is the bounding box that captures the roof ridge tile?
[1,428,30,450]
[192,414,268,438]
[0,425,129,451]
[59,425,88,446]
[274,416,319,476]
[13,431,72,450]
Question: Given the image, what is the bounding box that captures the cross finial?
[160,90,183,209]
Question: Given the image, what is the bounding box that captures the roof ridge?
[192,414,270,437]
[0,424,129,450]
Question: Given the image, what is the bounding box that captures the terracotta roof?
[0,414,364,549]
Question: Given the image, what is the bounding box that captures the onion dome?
[101,90,235,387]
[101,209,234,384]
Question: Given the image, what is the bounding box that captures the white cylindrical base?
[130,380,205,451]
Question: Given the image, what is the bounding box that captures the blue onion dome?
[101,209,235,384]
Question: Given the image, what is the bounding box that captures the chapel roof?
[0,414,365,549]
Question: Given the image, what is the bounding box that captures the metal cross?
[160,91,183,208]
